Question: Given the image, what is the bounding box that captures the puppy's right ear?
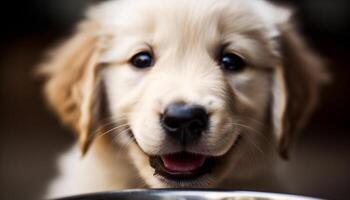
[39,21,105,156]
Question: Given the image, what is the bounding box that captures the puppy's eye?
[219,53,246,72]
[130,52,154,69]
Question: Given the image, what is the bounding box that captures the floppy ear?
[39,22,105,156]
[270,7,329,159]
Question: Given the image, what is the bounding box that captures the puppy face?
[99,0,278,187]
[42,0,328,188]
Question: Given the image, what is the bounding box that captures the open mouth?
[149,152,216,181]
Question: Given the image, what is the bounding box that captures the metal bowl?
[55,189,323,200]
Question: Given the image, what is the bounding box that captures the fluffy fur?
[40,0,328,198]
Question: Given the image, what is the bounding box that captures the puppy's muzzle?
[161,102,209,145]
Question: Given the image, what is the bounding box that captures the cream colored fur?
[40,0,328,198]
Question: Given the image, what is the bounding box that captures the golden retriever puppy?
[40,0,328,198]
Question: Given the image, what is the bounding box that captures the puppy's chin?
[128,134,242,188]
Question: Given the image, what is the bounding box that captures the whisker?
[96,124,130,140]
[96,118,129,130]
[227,122,263,135]
[224,121,274,146]
[90,115,132,136]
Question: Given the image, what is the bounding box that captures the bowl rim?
[54,189,324,200]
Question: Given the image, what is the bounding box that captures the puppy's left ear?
[269,4,330,159]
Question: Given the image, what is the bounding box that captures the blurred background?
[0,0,349,199]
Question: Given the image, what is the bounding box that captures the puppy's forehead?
[94,0,281,65]
[92,0,273,37]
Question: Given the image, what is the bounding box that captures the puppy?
[40,0,328,198]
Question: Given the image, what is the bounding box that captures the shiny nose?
[161,103,209,145]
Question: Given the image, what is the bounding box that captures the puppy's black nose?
[161,103,208,145]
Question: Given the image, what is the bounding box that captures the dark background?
[0,0,349,200]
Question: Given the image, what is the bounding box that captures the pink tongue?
[161,153,206,172]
